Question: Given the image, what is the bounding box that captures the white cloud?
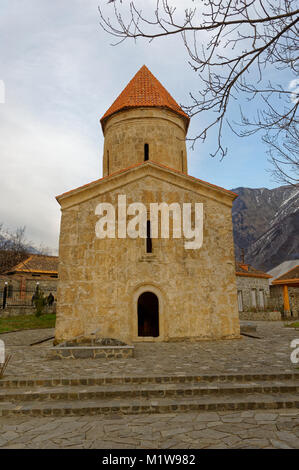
[0,0,279,255]
[0,0,201,255]
[0,80,5,104]
[289,79,299,104]
[0,103,99,252]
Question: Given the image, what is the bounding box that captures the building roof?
[56,160,237,204]
[100,65,190,129]
[5,254,58,275]
[0,249,28,274]
[272,264,299,285]
[235,261,272,279]
[268,259,299,283]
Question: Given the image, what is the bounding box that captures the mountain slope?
[232,185,299,271]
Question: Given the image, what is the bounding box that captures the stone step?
[0,380,299,402]
[0,393,298,417]
[1,371,299,389]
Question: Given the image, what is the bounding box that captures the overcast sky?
[0,1,293,253]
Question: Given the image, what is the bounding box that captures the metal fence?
[0,286,57,309]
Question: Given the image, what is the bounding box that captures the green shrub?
[32,290,47,317]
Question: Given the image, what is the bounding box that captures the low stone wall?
[50,345,134,360]
[239,311,281,321]
[0,305,56,317]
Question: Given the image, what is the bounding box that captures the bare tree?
[264,122,299,185]
[99,0,299,184]
[0,225,30,273]
[35,242,53,256]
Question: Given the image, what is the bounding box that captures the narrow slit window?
[107,150,110,174]
[146,220,152,253]
[144,143,149,161]
[181,151,184,172]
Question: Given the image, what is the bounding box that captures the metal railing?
[0,287,57,309]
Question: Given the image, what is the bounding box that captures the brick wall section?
[102,108,188,176]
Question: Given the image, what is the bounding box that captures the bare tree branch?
[0,225,30,273]
[99,0,299,184]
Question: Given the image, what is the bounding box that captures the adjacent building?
[0,254,58,314]
[268,260,299,318]
[235,261,273,319]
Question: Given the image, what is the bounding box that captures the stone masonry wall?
[102,108,188,176]
[239,311,281,321]
[56,168,240,344]
[270,285,299,318]
[289,287,299,317]
[236,276,270,311]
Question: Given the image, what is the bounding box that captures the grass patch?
[285,321,299,328]
[0,314,56,334]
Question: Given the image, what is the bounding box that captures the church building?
[55,65,240,344]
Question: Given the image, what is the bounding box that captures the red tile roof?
[7,254,58,274]
[235,262,272,279]
[100,65,190,128]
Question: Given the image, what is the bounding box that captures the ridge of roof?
[12,255,34,272]
[56,161,237,201]
[100,65,189,128]
[6,254,58,274]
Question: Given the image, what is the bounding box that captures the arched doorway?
[137,292,159,337]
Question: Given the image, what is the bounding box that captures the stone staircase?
[0,372,299,417]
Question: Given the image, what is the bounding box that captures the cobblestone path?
[1,322,299,379]
[1,321,298,449]
[0,410,298,449]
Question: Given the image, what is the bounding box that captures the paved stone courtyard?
[0,410,298,449]
[0,321,298,449]
[2,322,299,379]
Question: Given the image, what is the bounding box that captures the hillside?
[232,185,299,271]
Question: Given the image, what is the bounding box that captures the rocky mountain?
[232,185,299,271]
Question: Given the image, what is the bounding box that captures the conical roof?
[100,65,189,128]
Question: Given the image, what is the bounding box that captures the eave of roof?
[236,271,272,279]
[14,269,58,275]
[272,278,299,285]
